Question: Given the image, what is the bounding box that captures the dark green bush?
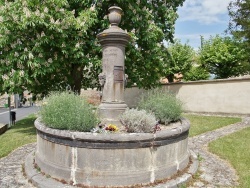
[138,88,183,125]
[39,92,98,132]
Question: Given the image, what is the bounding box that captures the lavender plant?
[138,89,183,125]
[40,92,98,132]
[120,108,157,133]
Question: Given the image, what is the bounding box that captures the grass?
[0,114,37,158]
[209,127,250,188]
[183,114,241,137]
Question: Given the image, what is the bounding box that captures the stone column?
[97,6,130,125]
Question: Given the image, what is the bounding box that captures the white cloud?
[178,0,231,24]
[175,33,214,41]
[174,33,219,50]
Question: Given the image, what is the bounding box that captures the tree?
[199,35,249,79]
[184,66,209,81]
[184,48,209,82]
[165,39,195,82]
[228,0,250,57]
[0,0,185,95]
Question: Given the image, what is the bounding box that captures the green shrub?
[39,92,98,132]
[138,89,183,125]
[120,108,157,133]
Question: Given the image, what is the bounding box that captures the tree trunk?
[167,73,174,83]
[71,64,83,95]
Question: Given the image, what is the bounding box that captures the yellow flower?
[106,124,118,132]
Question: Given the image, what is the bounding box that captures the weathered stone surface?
[97,6,130,125]
[33,118,190,187]
[25,149,198,188]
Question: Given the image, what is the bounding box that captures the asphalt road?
[0,106,39,125]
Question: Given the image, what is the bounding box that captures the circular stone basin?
[34,118,190,187]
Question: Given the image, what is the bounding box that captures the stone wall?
[124,78,250,115]
[2,78,248,115]
[80,88,101,106]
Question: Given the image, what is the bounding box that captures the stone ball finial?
[108,6,122,27]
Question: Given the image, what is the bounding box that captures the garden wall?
[124,78,250,115]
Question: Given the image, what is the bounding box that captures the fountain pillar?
[97,6,130,125]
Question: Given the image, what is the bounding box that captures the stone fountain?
[25,6,198,188]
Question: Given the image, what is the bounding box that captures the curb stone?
[25,152,73,188]
[0,123,8,135]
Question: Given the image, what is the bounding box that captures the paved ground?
[0,116,249,188]
[0,143,36,188]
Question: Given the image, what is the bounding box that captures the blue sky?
[175,0,231,50]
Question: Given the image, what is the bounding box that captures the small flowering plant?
[91,124,119,133]
[105,124,119,132]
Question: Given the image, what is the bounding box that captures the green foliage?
[39,92,98,132]
[228,0,250,61]
[0,0,185,95]
[209,127,250,188]
[166,39,195,82]
[199,35,249,79]
[184,66,209,81]
[138,88,183,125]
[120,108,157,133]
[0,0,99,95]
[183,51,210,81]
